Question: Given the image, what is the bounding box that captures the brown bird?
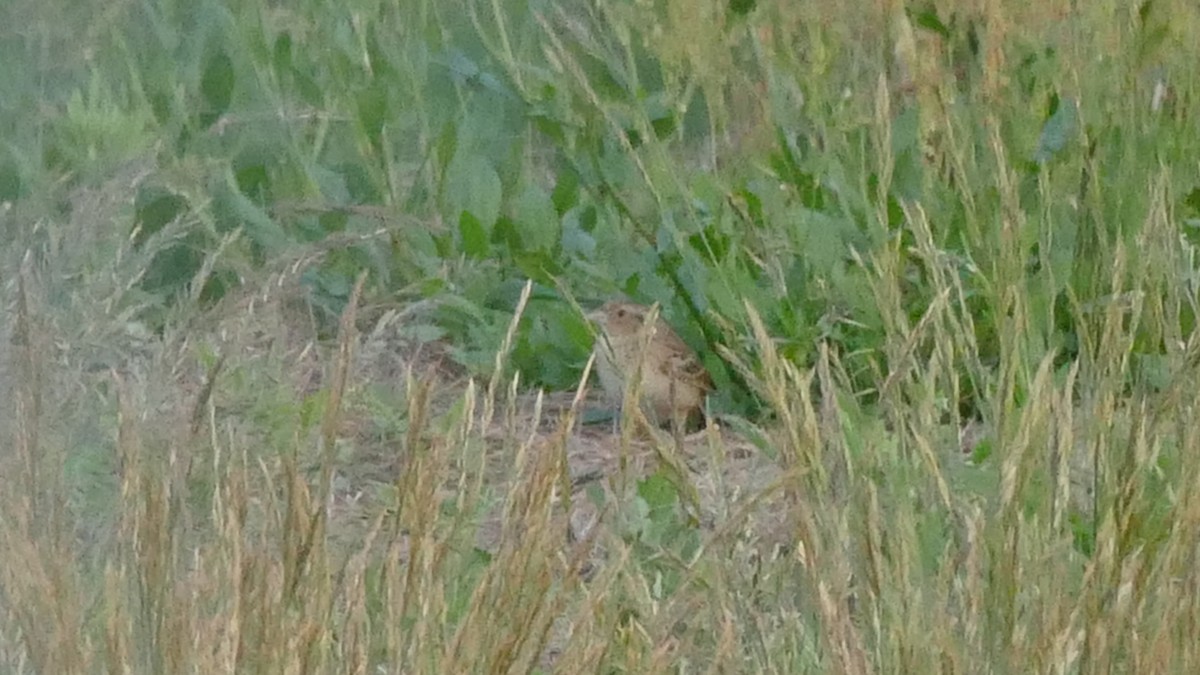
[587,300,713,430]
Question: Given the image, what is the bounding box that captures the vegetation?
[2,0,1199,671]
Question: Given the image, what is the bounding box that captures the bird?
[586,300,713,430]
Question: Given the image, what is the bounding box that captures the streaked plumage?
[587,300,712,428]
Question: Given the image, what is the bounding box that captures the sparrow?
[586,300,713,429]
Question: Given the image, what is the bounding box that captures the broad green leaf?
[458,211,489,258]
[200,49,234,124]
[562,206,597,258]
[771,133,828,210]
[133,187,188,247]
[795,207,842,274]
[272,33,293,74]
[911,6,951,37]
[638,473,679,511]
[336,162,380,204]
[551,167,579,214]
[312,164,350,205]
[636,250,673,299]
[890,107,924,201]
[232,151,270,200]
[597,137,635,190]
[443,152,502,231]
[356,82,388,146]
[214,170,289,255]
[1047,205,1077,284]
[513,250,563,285]
[492,216,522,252]
[644,91,678,139]
[729,0,757,16]
[142,242,204,296]
[1034,96,1078,165]
[294,70,324,108]
[0,157,23,202]
[512,183,559,251]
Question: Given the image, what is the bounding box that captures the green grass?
[3,0,1200,671]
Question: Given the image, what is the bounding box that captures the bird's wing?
[655,327,713,391]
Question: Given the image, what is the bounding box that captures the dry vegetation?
[3,0,1200,672]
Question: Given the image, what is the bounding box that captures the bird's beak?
[585,308,606,325]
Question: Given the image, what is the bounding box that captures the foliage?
[3,0,1200,671]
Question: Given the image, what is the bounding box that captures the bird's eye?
[616,309,626,318]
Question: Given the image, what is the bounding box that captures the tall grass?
[3,0,1200,672]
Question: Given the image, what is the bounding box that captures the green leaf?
[1034,96,1078,165]
[294,70,324,108]
[890,107,924,201]
[562,206,597,258]
[133,187,189,247]
[551,168,579,214]
[200,49,235,125]
[911,6,951,38]
[142,241,204,296]
[1183,187,1200,215]
[443,152,502,231]
[232,147,270,200]
[597,137,636,190]
[637,473,679,511]
[513,250,564,285]
[356,82,388,147]
[0,156,24,202]
[214,170,289,255]
[647,99,678,139]
[272,33,293,74]
[332,162,378,204]
[795,208,842,274]
[729,0,757,18]
[770,131,828,210]
[435,120,458,172]
[458,211,489,258]
[512,183,560,251]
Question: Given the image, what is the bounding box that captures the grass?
[3,0,1200,672]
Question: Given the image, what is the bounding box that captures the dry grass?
[5,237,1200,672]
[4,0,1200,672]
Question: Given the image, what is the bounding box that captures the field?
[2,0,1200,672]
